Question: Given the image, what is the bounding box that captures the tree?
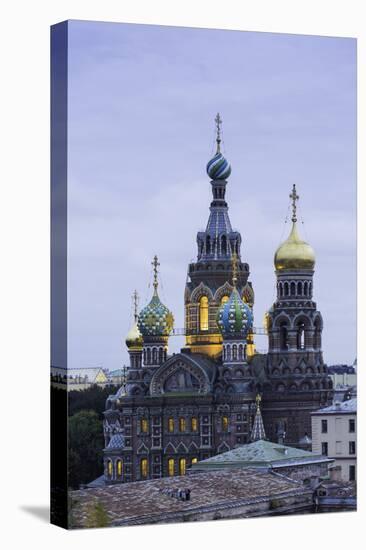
[68,385,117,418]
[68,410,104,488]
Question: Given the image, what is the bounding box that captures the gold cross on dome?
[132,290,139,321]
[215,112,222,153]
[152,255,160,292]
[231,252,238,287]
[290,184,299,223]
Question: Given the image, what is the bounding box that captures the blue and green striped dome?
[206,152,231,180]
[217,288,253,339]
[138,293,174,338]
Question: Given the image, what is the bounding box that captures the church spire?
[250,394,266,442]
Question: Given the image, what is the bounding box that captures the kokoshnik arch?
[102,115,333,484]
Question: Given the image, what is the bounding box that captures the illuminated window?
[222,416,229,432]
[179,458,186,476]
[168,458,175,476]
[116,459,123,477]
[179,417,186,432]
[191,417,198,432]
[141,458,148,478]
[199,296,209,331]
[221,295,229,305]
[107,460,113,478]
[141,418,148,433]
[168,417,174,433]
[191,457,198,465]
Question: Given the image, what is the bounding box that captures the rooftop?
[312,398,357,415]
[191,439,329,470]
[71,468,307,528]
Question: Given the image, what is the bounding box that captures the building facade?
[311,398,357,482]
[102,115,333,484]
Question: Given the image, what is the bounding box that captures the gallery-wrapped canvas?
[51,20,357,529]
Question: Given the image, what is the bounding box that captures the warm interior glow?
[191,417,198,432]
[199,296,209,331]
[141,418,148,433]
[107,460,113,477]
[179,417,186,432]
[191,457,198,464]
[221,295,229,304]
[116,459,123,477]
[168,458,175,476]
[168,417,174,432]
[179,458,186,475]
[141,458,148,478]
[222,416,229,431]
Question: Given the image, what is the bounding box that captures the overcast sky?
[66,20,356,370]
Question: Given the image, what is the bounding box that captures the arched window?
[222,416,229,432]
[206,235,211,254]
[168,417,174,433]
[304,281,308,296]
[279,283,283,297]
[140,458,148,479]
[152,348,157,364]
[179,458,186,476]
[107,460,113,478]
[199,296,209,331]
[297,322,306,350]
[191,417,198,432]
[297,282,302,295]
[232,344,237,360]
[179,417,186,432]
[191,457,198,465]
[284,282,289,296]
[290,282,296,296]
[141,418,148,433]
[309,282,312,297]
[146,348,151,364]
[221,235,227,255]
[280,322,289,350]
[168,458,175,477]
[238,344,243,360]
[158,347,164,364]
[116,459,123,478]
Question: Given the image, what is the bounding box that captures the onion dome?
[217,287,253,339]
[274,222,315,271]
[125,290,143,349]
[206,112,231,180]
[274,185,315,272]
[125,321,143,350]
[137,256,174,338]
[206,152,231,180]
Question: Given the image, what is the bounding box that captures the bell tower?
[263,185,333,447]
[184,114,255,358]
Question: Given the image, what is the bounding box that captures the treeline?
[67,385,117,489]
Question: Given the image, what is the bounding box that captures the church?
[102,115,333,484]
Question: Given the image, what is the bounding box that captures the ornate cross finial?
[132,290,139,322]
[215,112,222,153]
[256,393,262,411]
[289,184,299,223]
[152,255,160,294]
[231,251,238,287]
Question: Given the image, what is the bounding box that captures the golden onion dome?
[125,321,143,350]
[274,222,315,272]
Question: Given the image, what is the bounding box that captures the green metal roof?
[191,439,330,470]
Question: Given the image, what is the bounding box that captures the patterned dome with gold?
[137,256,174,338]
[274,185,315,271]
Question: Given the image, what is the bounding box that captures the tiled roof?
[106,433,125,449]
[70,468,307,528]
[312,398,357,415]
